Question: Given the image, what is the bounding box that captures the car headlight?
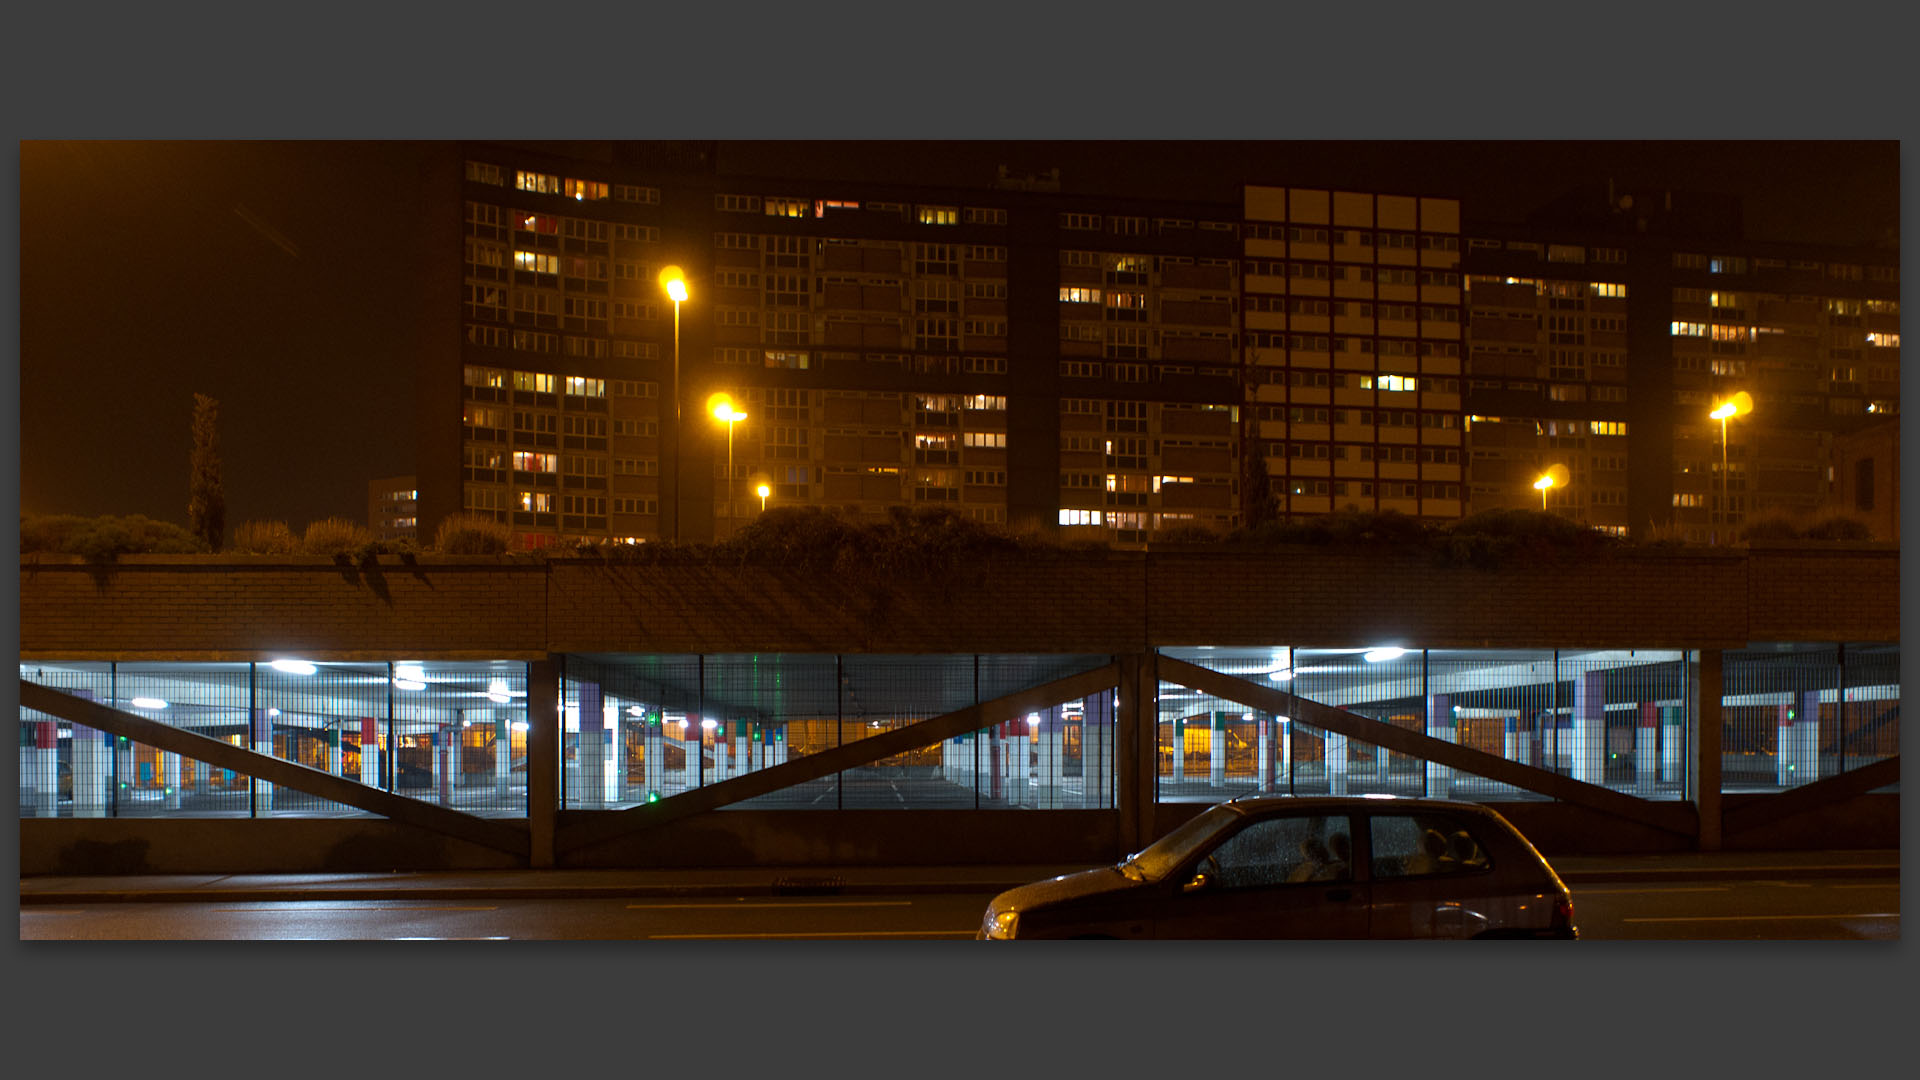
[982,909,1020,940]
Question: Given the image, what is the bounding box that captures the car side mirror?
[1182,872,1211,894]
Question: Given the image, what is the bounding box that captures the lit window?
[515,171,561,195]
[1059,287,1103,304]
[563,178,608,201]
[1058,508,1104,526]
[764,197,807,218]
[917,205,959,225]
[1866,332,1900,348]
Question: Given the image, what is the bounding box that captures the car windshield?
[1124,805,1240,881]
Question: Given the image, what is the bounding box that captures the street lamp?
[706,392,747,518]
[658,266,689,541]
[1709,391,1753,543]
[756,483,771,513]
[1533,464,1568,513]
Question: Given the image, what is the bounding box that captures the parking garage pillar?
[576,682,604,808]
[1171,716,1185,785]
[1425,694,1452,797]
[641,720,662,794]
[1660,706,1684,783]
[1689,650,1723,851]
[1255,714,1271,790]
[1209,713,1226,788]
[250,707,274,815]
[494,715,512,799]
[75,728,111,817]
[162,750,182,810]
[1572,672,1606,785]
[1777,690,1821,787]
[360,718,380,790]
[733,723,750,781]
[27,719,58,817]
[1325,730,1349,795]
[527,658,560,868]
[1636,703,1659,795]
[71,690,109,818]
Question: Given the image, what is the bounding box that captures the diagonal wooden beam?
[1156,655,1691,837]
[555,662,1120,856]
[20,680,529,858]
[1722,755,1900,835]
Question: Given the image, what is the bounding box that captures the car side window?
[1370,814,1492,878]
[1202,814,1353,889]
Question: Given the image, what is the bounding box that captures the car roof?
[1219,794,1502,817]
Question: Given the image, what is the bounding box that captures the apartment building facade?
[1459,193,1900,541]
[417,144,1898,549]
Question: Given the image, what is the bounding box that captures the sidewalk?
[19,849,1898,905]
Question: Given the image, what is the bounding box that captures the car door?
[1363,811,1503,939]
[1152,812,1368,939]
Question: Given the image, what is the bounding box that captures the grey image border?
[6,5,1910,1078]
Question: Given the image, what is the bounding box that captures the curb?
[21,862,1897,905]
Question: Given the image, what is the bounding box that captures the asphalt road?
[19,876,1897,940]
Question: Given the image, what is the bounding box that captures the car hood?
[993,865,1142,912]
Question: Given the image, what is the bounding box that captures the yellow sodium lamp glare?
[658,265,688,302]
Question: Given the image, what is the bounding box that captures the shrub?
[1800,513,1874,542]
[20,514,207,558]
[227,519,297,554]
[300,517,373,556]
[433,512,513,554]
[1152,525,1221,545]
[1738,509,1802,542]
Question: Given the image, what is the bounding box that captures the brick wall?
[19,543,1897,661]
[1745,542,1899,643]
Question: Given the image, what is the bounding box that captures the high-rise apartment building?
[1459,188,1899,541]
[417,144,1898,549]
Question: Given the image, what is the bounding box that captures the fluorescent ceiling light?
[393,678,427,691]
[271,659,317,676]
[1364,647,1407,663]
[129,697,168,710]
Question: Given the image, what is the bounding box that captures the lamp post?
[1533,464,1568,514]
[658,266,689,541]
[757,483,771,513]
[706,392,747,519]
[1709,391,1752,544]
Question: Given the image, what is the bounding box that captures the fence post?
[1689,649,1723,851]
[1116,652,1158,857]
[527,656,561,868]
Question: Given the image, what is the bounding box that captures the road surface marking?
[1575,887,1729,895]
[649,929,975,939]
[1624,912,1898,923]
[210,905,500,913]
[390,936,512,941]
[19,909,86,915]
[626,900,912,910]
[1831,883,1899,890]
[1597,864,1897,875]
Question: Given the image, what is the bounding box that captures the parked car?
[978,795,1576,939]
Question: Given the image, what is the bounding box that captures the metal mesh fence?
[19,660,530,818]
[558,653,1115,810]
[24,645,1894,818]
[1722,642,1898,791]
[1162,644,1893,803]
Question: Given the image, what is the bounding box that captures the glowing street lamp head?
[1711,390,1753,421]
[1534,463,1570,492]
[756,483,771,499]
[658,265,688,303]
[706,392,746,423]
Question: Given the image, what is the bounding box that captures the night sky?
[18,140,1897,532]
